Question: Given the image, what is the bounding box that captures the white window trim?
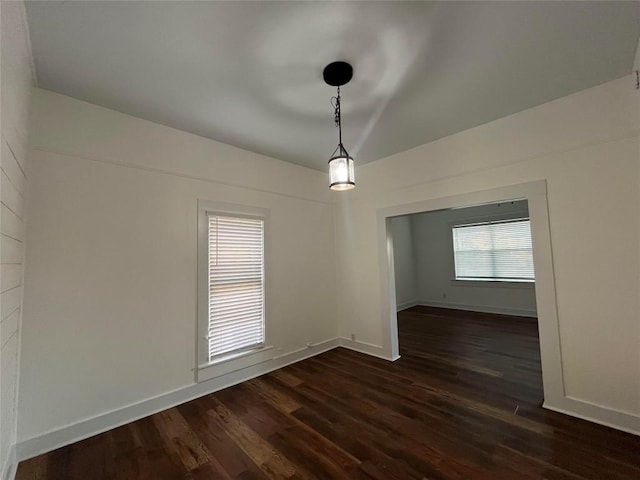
[196,199,272,382]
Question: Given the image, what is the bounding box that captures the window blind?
[207,214,265,361]
[452,218,534,282]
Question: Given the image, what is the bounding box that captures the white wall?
[18,90,337,450]
[389,215,417,310]
[408,200,537,317]
[335,76,640,432]
[0,1,33,478]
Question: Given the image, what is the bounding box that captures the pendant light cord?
[330,86,349,157]
[335,86,342,146]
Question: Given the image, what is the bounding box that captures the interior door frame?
[377,180,565,405]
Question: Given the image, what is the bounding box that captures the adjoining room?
[391,199,545,419]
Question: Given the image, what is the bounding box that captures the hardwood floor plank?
[179,399,266,479]
[222,382,361,473]
[244,377,301,414]
[152,409,211,471]
[291,405,426,480]
[269,370,303,388]
[204,397,298,479]
[108,426,142,480]
[129,418,187,480]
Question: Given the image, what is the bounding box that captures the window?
[206,213,265,361]
[452,218,534,282]
[195,200,266,376]
[197,201,271,381]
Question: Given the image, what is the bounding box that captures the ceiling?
[25,1,640,171]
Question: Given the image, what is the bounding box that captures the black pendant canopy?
[323,61,353,87]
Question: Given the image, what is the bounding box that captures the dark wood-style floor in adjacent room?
[17,306,640,479]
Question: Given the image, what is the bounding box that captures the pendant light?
[323,61,355,191]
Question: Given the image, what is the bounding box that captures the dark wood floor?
[17,306,640,479]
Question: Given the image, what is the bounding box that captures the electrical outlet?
[351,333,356,341]
[442,293,447,299]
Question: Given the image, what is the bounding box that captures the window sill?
[197,345,274,382]
[450,279,535,289]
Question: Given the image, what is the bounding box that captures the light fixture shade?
[329,155,355,191]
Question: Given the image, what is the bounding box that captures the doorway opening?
[377,181,564,408]
[390,200,543,406]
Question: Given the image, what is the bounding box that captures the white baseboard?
[16,338,341,462]
[413,299,537,318]
[1,445,16,480]
[396,300,419,312]
[337,337,398,361]
[543,396,640,436]
[15,334,637,465]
